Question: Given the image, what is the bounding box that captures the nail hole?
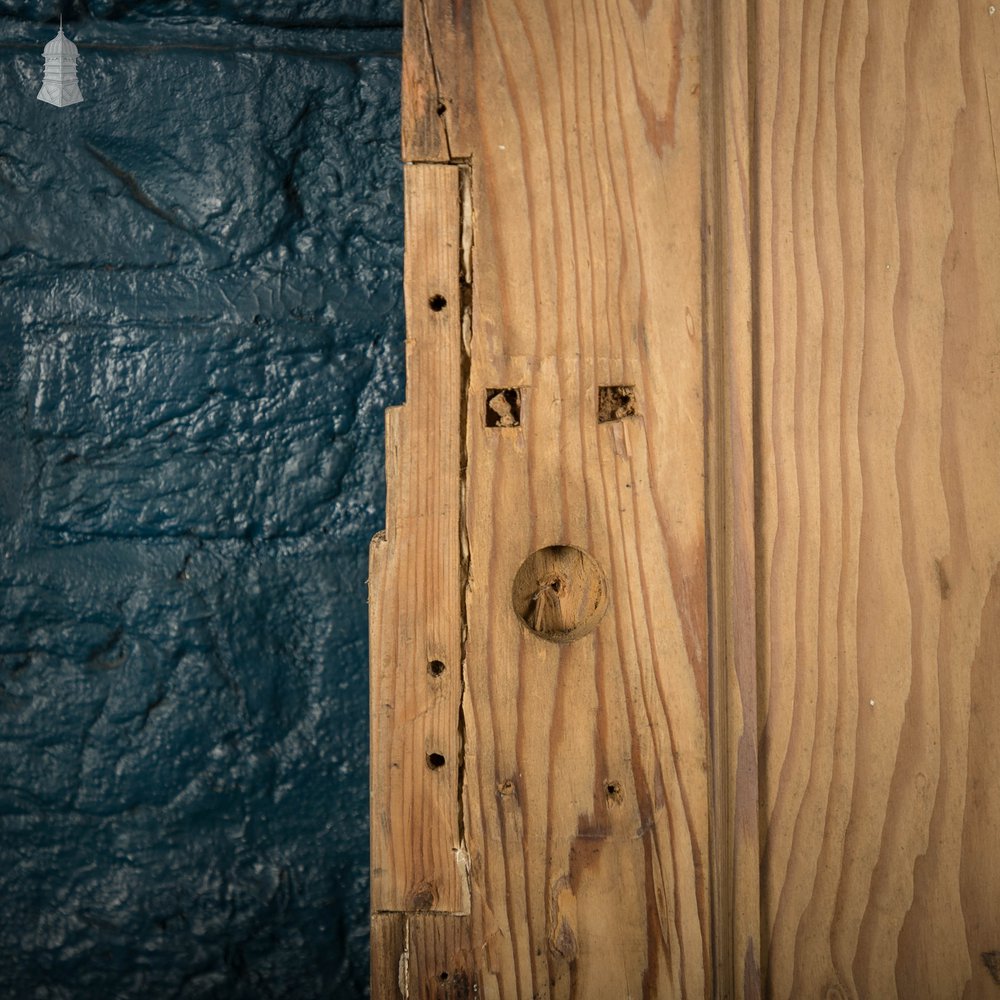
[428,659,446,677]
[427,752,446,769]
[439,972,449,981]
[429,294,447,312]
[598,385,637,422]
[485,387,521,427]
[436,103,447,116]
[606,781,623,803]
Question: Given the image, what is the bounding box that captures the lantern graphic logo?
[37,17,84,108]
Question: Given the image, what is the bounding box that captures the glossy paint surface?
[0,3,401,995]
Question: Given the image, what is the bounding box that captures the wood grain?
[405,914,478,999]
[386,0,716,994]
[703,0,762,996]
[456,0,712,996]
[370,163,466,914]
[380,1,1000,996]
[754,1,1000,996]
[372,911,406,1000]
[401,0,450,163]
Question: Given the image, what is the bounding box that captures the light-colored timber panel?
[401,0,448,162]
[372,912,406,1000]
[703,0,762,997]
[404,914,477,999]
[401,0,470,162]
[453,1,712,996]
[755,2,1000,997]
[373,912,479,1000]
[370,163,466,914]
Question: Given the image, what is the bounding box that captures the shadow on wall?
[0,2,402,996]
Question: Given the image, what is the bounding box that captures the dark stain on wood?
[982,951,1000,986]
[935,557,951,599]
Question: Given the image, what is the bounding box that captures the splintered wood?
[373,0,1000,997]
[377,0,711,996]
[370,163,465,916]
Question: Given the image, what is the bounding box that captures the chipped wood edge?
[372,912,406,1000]
[370,163,466,915]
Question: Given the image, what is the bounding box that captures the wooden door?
[371,2,1000,997]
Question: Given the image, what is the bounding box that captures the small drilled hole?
[598,385,637,422]
[427,752,446,769]
[429,294,447,312]
[485,387,521,427]
[439,971,449,981]
[606,780,623,803]
[428,659,446,677]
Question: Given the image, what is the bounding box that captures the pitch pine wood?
[755,2,1000,997]
[370,163,466,915]
[704,2,762,997]
[462,1,711,995]
[405,914,477,998]
[388,0,715,995]
[398,0,712,995]
[401,0,472,162]
[377,0,1000,997]
[371,912,406,1000]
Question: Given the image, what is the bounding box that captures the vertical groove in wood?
[383,1,1000,995]
[703,0,762,998]
[370,163,466,914]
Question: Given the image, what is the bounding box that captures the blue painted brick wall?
[0,3,402,996]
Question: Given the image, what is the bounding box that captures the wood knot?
[548,876,579,962]
[408,883,435,910]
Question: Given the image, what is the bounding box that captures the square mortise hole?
[485,388,521,427]
[598,385,637,422]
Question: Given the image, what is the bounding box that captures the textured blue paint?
[0,3,401,996]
